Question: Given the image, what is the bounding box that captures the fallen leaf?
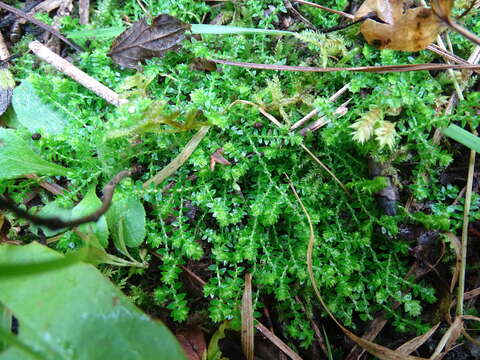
[210,148,231,171]
[109,14,191,69]
[176,326,207,360]
[396,323,440,355]
[190,58,217,72]
[354,0,452,51]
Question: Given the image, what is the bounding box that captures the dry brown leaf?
[241,273,254,360]
[396,323,440,355]
[210,148,231,171]
[430,317,463,359]
[109,14,190,69]
[354,0,451,51]
[445,232,462,293]
[176,327,207,360]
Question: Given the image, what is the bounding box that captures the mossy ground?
[2,0,480,357]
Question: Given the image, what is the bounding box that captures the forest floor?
[1,0,480,359]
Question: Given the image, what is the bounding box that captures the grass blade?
[191,24,294,36]
[442,124,480,153]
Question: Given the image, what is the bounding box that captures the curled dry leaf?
[109,14,190,69]
[355,0,452,51]
[175,326,207,360]
[210,147,231,171]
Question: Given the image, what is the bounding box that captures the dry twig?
[29,41,127,107]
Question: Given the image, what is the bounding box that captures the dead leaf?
[354,0,451,51]
[176,326,207,360]
[190,58,217,72]
[396,323,440,355]
[210,148,231,171]
[241,273,254,360]
[109,14,190,69]
[445,232,461,293]
[430,317,463,358]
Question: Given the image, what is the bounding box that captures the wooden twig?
[29,41,126,107]
[0,1,82,52]
[0,168,138,230]
[79,0,90,24]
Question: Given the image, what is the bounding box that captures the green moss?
[5,0,479,348]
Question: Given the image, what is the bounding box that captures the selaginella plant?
[1,0,477,351]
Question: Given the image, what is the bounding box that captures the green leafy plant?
[0,242,185,359]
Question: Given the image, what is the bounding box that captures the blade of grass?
[191,24,294,35]
[442,125,480,153]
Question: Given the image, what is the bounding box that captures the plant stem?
[457,147,476,316]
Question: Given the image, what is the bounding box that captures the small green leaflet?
[0,243,186,360]
[0,128,69,180]
[106,193,146,251]
[443,124,480,153]
[72,186,109,248]
[12,80,67,135]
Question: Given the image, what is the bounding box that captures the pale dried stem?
[29,41,127,107]
[0,31,9,60]
[79,0,90,24]
[457,147,476,316]
[290,84,349,130]
[143,126,210,188]
[299,98,351,135]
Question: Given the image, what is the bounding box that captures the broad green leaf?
[106,194,146,250]
[442,124,480,153]
[12,80,67,135]
[72,186,109,248]
[0,303,12,352]
[0,243,186,360]
[0,128,69,180]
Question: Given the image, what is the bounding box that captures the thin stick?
[291,0,354,20]
[0,1,82,52]
[143,126,210,188]
[29,41,127,107]
[0,168,138,230]
[79,0,90,24]
[211,59,480,73]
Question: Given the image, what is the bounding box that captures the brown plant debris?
[354,0,451,51]
[109,14,191,69]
